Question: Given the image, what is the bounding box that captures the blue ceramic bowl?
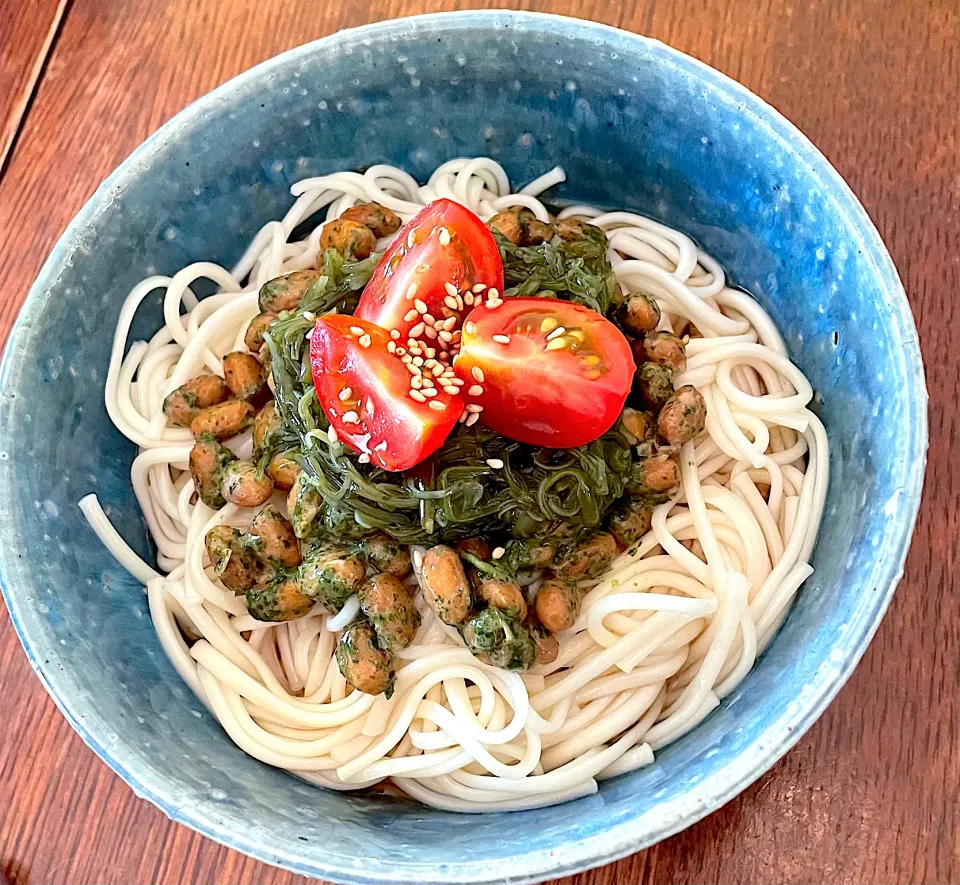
[0,11,925,885]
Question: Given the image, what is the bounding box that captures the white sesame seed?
[492,546,505,560]
[359,334,372,348]
[350,325,364,336]
[472,282,486,293]
[545,337,567,351]
[404,309,418,323]
[439,227,451,246]
[433,365,446,378]
[342,410,360,424]
[409,322,426,338]
[375,440,387,452]
[429,400,447,411]
[443,385,459,395]
[486,458,504,469]
[425,347,437,359]
[401,354,412,364]
[449,377,465,386]
[390,329,401,340]
[466,403,483,413]
[407,231,415,249]
[439,330,453,343]
[338,387,353,401]
[406,283,418,300]
[406,363,421,376]
[358,453,370,464]
[468,384,484,396]
[442,316,457,330]
[409,389,426,402]
[413,549,424,569]
[413,356,424,367]
[492,334,511,345]
[423,314,435,326]
[464,292,475,306]
[421,376,435,388]
[424,326,438,339]
[327,425,338,442]
[444,295,459,310]
[396,347,406,356]
[414,299,428,313]
[387,341,397,353]
[471,366,485,382]
[423,387,438,398]
[444,282,458,299]
[411,376,423,389]
[466,411,480,427]
[424,358,437,369]
[465,321,477,335]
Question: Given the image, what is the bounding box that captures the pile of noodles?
[81,158,828,811]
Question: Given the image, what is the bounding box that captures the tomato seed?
[468,385,483,396]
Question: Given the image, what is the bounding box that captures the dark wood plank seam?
[0,0,73,183]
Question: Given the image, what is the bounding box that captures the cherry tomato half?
[453,298,635,448]
[355,199,503,340]
[309,314,464,472]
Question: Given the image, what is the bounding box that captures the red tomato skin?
[454,298,635,448]
[309,314,463,472]
[355,199,503,338]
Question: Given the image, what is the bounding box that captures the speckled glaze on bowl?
[0,11,925,885]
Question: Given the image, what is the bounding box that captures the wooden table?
[0,1,956,882]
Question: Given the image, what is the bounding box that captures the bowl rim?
[0,9,927,885]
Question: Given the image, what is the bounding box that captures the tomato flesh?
[453,298,635,448]
[355,199,503,341]
[309,314,464,472]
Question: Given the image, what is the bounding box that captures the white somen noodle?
[80,157,828,811]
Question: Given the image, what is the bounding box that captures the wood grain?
[0,1,957,883]
[0,0,69,176]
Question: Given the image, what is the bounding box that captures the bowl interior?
[0,12,924,885]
